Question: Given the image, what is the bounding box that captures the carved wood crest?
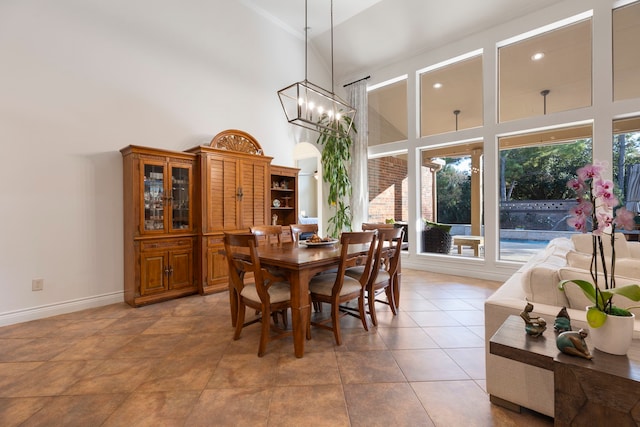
[210,129,264,155]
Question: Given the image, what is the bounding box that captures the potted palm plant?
[316,115,356,238]
[558,161,640,355]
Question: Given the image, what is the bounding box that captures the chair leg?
[385,285,398,315]
[358,293,369,331]
[234,303,246,340]
[331,301,342,345]
[258,307,271,357]
[368,288,378,326]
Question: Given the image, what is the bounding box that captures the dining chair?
[250,225,284,246]
[346,227,405,326]
[224,232,292,357]
[289,223,319,242]
[361,222,395,231]
[308,231,377,345]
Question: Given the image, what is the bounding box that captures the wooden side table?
[490,315,640,426]
[452,235,483,256]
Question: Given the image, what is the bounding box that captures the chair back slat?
[224,232,273,302]
[289,223,319,242]
[250,225,284,246]
[332,231,377,296]
[370,227,404,286]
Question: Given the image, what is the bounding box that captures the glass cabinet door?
[170,165,191,231]
[143,163,165,232]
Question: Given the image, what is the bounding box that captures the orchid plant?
[559,161,640,327]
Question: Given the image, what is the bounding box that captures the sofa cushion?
[567,250,640,280]
[521,238,573,306]
[558,266,640,316]
[571,233,631,258]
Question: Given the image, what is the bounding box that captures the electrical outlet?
[32,278,44,291]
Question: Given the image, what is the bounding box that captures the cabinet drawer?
[207,236,224,247]
[141,238,193,251]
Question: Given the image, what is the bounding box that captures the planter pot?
[588,308,635,355]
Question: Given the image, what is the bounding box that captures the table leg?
[473,243,479,257]
[289,270,311,358]
[457,244,462,254]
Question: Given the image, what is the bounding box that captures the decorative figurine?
[554,306,572,333]
[556,329,592,360]
[520,302,547,337]
[272,214,278,226]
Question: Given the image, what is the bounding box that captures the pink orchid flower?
[614,207,637,231]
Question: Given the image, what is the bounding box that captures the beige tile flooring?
[0,270,554,426]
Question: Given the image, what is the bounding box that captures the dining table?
[228,240,378,358]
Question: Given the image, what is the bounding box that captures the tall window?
[613,1,640,101]
[498,16,592,122]
[368,78,407,146]
[498,125,593,261]
[419,142,483,257]
[419,53,483,137]
[367,154,408,223]
[613,117,640,215]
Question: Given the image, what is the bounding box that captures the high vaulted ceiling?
[243,0,561,82]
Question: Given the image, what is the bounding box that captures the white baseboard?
[0,291,124,327]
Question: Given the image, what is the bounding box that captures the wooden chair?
[289,223,319,242]
[250,225,284,246]
[308,231,377,345]
[224,232,292,357]
[347,227,405,326]
[362,222,395,231]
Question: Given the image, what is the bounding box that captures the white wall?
[0,0,326,324]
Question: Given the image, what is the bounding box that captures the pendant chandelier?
[277,0,356,137]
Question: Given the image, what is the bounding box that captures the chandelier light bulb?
[298,97,304,105]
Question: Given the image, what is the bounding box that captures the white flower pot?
[588,309,635,356]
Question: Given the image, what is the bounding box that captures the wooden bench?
[452,235,484,256]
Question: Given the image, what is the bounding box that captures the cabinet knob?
[237,187,243,201]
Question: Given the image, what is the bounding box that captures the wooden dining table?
[228,240,376,358]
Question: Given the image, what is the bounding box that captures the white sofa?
[484,233,640,417]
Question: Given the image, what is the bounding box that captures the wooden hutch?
[121,146,197,307]
[121,130,298,306]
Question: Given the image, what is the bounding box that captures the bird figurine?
[554,306,572,333]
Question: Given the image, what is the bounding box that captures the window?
[367,78,407,146]
[613,1,640,101]
[498,125,593,261]
[419,53,483,137]
[613,117,640,215]
[498,17,592,122]
[419,142,483,257]
[367,154,408,223]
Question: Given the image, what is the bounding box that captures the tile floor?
[0,269,553,426]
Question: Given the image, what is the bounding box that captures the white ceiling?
[243,0,561,82]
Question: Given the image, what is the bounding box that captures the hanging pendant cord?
[331,0,334,94]
[304,0,308,82]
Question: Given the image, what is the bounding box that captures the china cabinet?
[187,130,272,294]
[121,131,301,305]
[270,165,299,229]
[121,145,197,306]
